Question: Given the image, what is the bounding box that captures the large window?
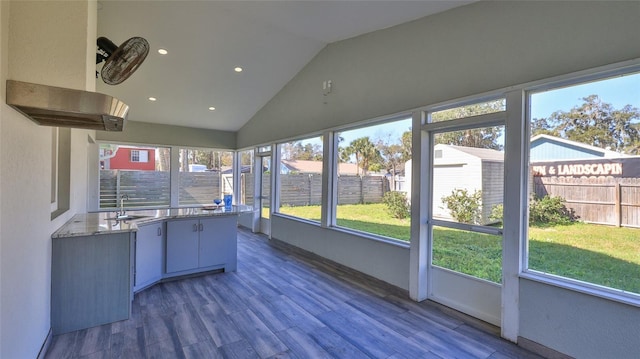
[178,148,233,206]
[335,117,412,241]
[99,144,170,208]
[526,71,640,296]
[276,136,323,222]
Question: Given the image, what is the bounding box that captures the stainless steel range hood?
[6,80,129,131]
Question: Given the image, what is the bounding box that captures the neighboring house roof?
[436,144,504,161]
[281,159,362,175]
[530,134,630,161]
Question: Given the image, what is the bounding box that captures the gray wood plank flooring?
[46,228,543,359]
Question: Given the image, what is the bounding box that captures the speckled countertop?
[52,205,256,238]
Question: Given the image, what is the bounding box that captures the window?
[335,117,412,241]
[526,70,640,296]
[239,149,255,207]
[51,128,70,219]
[430,99,505,122]
[99,144,170,208]
[178,148,233,206]
[276,136,323,222]
[130,150,148,162]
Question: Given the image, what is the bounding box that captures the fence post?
[615,183,622,227]
[360,176,364,204]
[308,174,312,205]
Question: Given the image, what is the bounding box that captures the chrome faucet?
[117,194,129,218]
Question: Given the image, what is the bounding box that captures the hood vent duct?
[6,80,129,131]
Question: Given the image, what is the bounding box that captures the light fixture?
[208,106,216,111]
[234,67,243,73]
[148,97,157,101]
[158,48,168,55]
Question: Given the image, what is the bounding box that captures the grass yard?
[275,203,640,293]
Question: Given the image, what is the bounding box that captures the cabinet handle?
[157,227,162,236]
[199,223,204,232]
[193,224,198,232]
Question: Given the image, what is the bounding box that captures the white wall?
[271,215,409,290]
[237,1,640,357]
[0,1,95,358]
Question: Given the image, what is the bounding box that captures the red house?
[101,146,155,171]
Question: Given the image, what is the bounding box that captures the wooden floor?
[46,228,542,359]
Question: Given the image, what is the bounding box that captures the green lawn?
[275,203,640,293]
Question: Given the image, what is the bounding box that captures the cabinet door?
[134,222,164,291]
[198,216,235,268]
[166,219,199,273]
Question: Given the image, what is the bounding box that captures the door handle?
[193,223,198,232]
[199,223,204,232]
[157,227,162,236]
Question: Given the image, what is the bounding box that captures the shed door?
[426,119,505,326]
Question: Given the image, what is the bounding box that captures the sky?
[531,72,640,120]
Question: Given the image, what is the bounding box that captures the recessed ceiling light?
[148,97,157,101]
[158,49,168,55]
[234,67,243,73]
[208,107,216,111]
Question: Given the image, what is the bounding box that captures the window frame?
[329,114,413,244]
[521,62,640,307]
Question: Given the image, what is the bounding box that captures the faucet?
[117,194,129,218]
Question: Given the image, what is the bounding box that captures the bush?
[529,194,577,226]
[382,191,410,219]
[487,195,577,226]
[441,189,482,224]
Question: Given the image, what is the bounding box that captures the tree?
[432,99,505,150]
[400,130,412,162]
[344,136,382,176]
[532,95,640,154]
[436,127,503,150]
[378,139,404,189]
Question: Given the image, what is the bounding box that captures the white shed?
[405,144,504,224]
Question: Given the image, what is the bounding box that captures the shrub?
[441,189,482,224]
[529,194,577,226]
[382,191,410,219]
[489,203,504,223]
[487,195,577,226]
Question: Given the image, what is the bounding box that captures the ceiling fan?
[96,36,149,85]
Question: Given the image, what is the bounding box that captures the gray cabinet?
[166,218,200,273]
[166,216,237,274]
[51,232,133,334]
[134,222,164,292]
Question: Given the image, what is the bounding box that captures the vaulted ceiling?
[97,1,475,132]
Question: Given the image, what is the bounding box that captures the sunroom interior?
[1,1,639,358]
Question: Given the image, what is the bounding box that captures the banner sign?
[531,158,640,178]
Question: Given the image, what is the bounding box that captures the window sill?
[520,270,640,308]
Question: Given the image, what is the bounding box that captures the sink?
[105,214,149,221]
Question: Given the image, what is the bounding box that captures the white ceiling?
[97,1,475,132]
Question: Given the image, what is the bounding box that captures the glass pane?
[178,149,233,206]
[276,136,323,222]
[432,126,505,225]
[261,156,271,219]
[239,150,254,207]
[431,99,505,122]
[99,144,170,208]
[432,226,502,283]
[336,118,412,241]
[528,72,640,295]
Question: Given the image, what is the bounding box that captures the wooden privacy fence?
[533,177,640,228]
[101,170,390,208]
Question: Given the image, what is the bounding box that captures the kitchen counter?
[52,205,255,238]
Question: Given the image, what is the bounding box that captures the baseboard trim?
[518,336,575,359]
[37,327,53,359]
